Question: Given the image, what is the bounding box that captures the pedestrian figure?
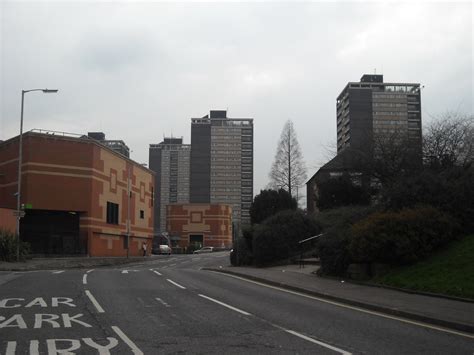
[142,242,147,257]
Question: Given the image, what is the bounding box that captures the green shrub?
[317,229,351,276]
[349,206,459,265]
[314,206,374,276]
[231,236,254,266]
[316,174,370,211]
[0,229,30,262]
[252,210,321,267]
[315,205,376,232]
[250,189,297,224]
[382,166,474,233]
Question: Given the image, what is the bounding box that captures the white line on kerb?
[215,272,474,340]
[284,329,352,355]
[112,326,144,355]
[198,294,251,316]
[86,269,94,273]
[52,270,65,274]
[153,270,162,276]
[82,274,88,285]
[166,279,186,289]
[85,290,105,313]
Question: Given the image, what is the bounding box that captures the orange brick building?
[166,204,233,249]
[0,131,154,256]
[0,208,16,234]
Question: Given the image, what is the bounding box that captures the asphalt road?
[1,252,473,354]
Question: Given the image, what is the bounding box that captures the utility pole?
[126,166,131,258]
[16,88,58,261]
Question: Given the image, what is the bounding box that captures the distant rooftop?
[360,74,383,83]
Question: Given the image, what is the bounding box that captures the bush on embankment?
[252,210,321,267]
[349,206,460,266]
[0,229,30,262]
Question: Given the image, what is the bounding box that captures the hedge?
[349,206,459,265]
[252,210,321,267]
[0,229,30,262]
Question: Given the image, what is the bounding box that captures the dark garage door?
[20,209,86,256]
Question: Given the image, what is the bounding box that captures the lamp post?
[16,89,58,261]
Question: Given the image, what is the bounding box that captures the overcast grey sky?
[1,0,472,195]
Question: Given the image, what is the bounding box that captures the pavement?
[1,255,473,336]
[0,256,151,271]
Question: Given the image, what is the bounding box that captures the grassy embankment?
[374,235,474,299]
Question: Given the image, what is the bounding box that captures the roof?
[0,129,155,175]
[306,149,367,184]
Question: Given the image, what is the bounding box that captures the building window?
[106,202,119,224]
[140,210,144,219]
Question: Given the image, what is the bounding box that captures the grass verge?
[374,235,474,299]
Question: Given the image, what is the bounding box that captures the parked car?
[193,246,214,254]
[154,244,171,255]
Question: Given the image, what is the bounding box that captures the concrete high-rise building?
[307,74,423,213]
[336,74,422,155]
[190,110,253,226]
[149,138,190,233]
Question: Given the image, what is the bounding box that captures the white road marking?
[52,270,65,274]
[155,298,171,307]
[121,270,139,274]
[162,266,169,269]
[86,269,94,274]
[153,271,162,276]
[84,290,105,313]
[215,272,474,339]
[111,326,144,355]
[82,274,88,285]
[284,329,352,355]
[166,279,186,289]
[169,263,177,267]
[198,294,251,316]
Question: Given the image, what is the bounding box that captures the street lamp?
[16,88,58,261]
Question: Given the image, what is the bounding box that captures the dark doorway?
[189,234,204,248]
[20,209,86,256]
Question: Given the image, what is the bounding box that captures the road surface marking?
[198,294,251,316]
[121,270,139,274]
[166,279,186,289]
[215,272,474,339]
[82,274,87,285]
[52,270,65,274]
[284,329,351,355]
[169,263,177,267]
[162,266,169,269]
[155,298,171,307]
[153,271,162,276]
[86,269,94,274]
[111,326,143,355]
[84,290,105,313]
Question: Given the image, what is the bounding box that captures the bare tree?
[423,112,474,170]
[370,130,422,185]
[269,120,307,198]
